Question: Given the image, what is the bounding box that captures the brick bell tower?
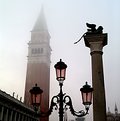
[24,8,51,121]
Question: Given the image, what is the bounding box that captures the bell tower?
[24,8,51,121]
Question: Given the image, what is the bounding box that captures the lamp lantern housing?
[80,82,93,110]
[29,83,43,109]
[54,59,67,84]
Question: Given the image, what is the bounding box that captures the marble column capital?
[84,33,107,53]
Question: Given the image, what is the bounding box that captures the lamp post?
[29,59,93,121]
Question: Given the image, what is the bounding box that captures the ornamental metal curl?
[35,86,89,120]
[34,84,91,121]
[63,95,88,117]
[39,95,59,117]
[39,93,88,118]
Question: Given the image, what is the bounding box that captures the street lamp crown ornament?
[30,83,43,94]
[29,59,93,121]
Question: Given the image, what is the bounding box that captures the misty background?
[0,0,120,121]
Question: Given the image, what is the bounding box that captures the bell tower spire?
[27,7,51,64]
[24,7,51,121]
[32,6,48,32]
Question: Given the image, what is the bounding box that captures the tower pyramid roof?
[32,7,48,32]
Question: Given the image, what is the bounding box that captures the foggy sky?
[0,0,120,121]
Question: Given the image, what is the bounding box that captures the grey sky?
[0,0,120,121]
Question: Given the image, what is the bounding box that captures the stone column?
[84,34,107,121]
[4,108,8,121]
[0,106,4,120]
[17,113,21,121]
[10,110,13,121]
[14,112,17,121]
[21,114,24,121]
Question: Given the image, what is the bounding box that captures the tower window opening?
[31,48,44,54]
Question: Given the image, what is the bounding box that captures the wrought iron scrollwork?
[39,95,59,117]
[63,95,88,117]
[38,94,88,118]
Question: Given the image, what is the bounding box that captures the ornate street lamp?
[54,59,67,84]
[29,59,93,121]
[80,82,93,111]
[29,84,43,111]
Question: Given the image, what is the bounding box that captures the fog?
[0,0,120,121]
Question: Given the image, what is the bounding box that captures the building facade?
[107,105,120,121]
[24,8,51,121]
[0,90,39,121]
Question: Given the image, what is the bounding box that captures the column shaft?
[91,52,106,121]
[84,34,107,121]
[0,106,4,121]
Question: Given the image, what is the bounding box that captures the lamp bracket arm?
[40,95,59,117]
[64,95,88,117]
